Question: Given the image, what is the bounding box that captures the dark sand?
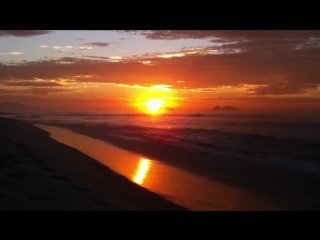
[36,122,320,211]
[0,117,186,211]
[36,125,283,211]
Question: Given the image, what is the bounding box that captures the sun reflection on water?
[133,158,151,185]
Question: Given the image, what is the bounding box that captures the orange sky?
[1,30,320,113]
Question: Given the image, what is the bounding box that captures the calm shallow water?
[37,124,281,211]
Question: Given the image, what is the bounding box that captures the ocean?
[3,110,320,173]
[4,110,320,140]
[3,110,320,210]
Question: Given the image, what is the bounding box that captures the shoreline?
[37,124,284,210]
[0,117,187,211]
[34,121,320,210]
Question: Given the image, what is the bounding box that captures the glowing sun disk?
[145,99,164,113]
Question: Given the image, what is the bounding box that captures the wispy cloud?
[78,46,92,50]
[2,81,63,87]
[156,52,185,58]
[83,55,110,60]
[0,30,52,38]
[83,42,111,47]
[22,87,74,95]
[0,52,23,55]
[118,30,320,41]
[110,56,123,59]
[39,45,50,48]
[53,46,73,52]
[1,30,320,97]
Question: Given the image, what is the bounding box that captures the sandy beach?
[2,30,320,211]
[33,121,320,211]
[0,117,186,211]
[2,116,320,210]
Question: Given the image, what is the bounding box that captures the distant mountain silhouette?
[212,105,221,110]
[223,105,239,111]
[0,102,28,112]
[211,105,239,111]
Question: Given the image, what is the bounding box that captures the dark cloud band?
[0,30,53,38]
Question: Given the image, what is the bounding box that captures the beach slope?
[0,117,186,211]
[40,122,320,211]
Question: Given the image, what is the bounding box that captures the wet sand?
[0,117,186,211]
[37,125,281,211]
[36,122,320,211]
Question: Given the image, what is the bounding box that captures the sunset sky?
[1,30,320,113]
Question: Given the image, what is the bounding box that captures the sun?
[145,99,164,114]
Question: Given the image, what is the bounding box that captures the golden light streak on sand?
[133,158,151,185]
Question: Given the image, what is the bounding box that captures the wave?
[3,111,320,141]
[31,119,320,168]
[4,111,320,170]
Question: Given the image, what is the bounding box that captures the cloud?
[0,31,320,96]
[118,30,220,40]
[0,30,52,38]
[22,87,73,95]
[201,96,320,105]
[0,50,318,97]
[52,46,73,52]
[78,46,92,50]
[39,45,50,48]
[2,81,63,87]
[0,52,23,55]
[246,82,318,95]
[119,30,320,41]
[110,56,123,60]
[156,53,185,58]
[83,42,111,47]
[83,55,110,60]
[138,48,222,59]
